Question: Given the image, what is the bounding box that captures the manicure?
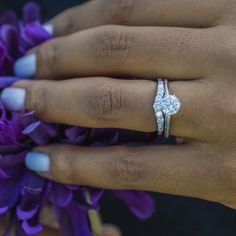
[43,24,54,35]
[14,54,36,78]
[1,87,26,111]
[25,152,50,172]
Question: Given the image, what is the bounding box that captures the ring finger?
[2,77,202,139]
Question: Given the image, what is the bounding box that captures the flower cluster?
[0,2,160,235]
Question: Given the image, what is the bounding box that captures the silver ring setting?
[153,79,165,135]
[153,79,181,138]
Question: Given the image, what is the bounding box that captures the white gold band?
[153,79,181,138]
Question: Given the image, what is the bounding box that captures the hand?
[2,0,236,209]
[40,206,121,236]
[0,209,121,236]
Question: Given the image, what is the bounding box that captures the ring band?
[153,79,181,138]
[164,79,171,138]
[153,79,165,135]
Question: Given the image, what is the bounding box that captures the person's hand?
[40,206,121,236]
[0,209,121,236]
[2,0,236,209]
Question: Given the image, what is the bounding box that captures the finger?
[1,77,197,138]
[46,0,224,36]
[24,144,222,202]
[14,26,209,80]
[101,225,122,236]
[40,206,59,229]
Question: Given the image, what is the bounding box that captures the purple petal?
[23,2,41,23]
[22,220,42,235]
[0,144,26,155]
[67,202,92,236]
[15,222,28,236]
[17,205,38,221]
[0,11,18,27]
[54,184,73,208]
[0,177,22,211]
[0,41,7,75]
[0,206,8,215]
[21,23,52,49]
[0,151,26,168]
[0,24,20,58]
[53,202,76,236]
[65,127,89,144]
[23,121,58,145]
[114,190,155,220]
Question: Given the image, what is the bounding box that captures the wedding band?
[153,79,165,135]
[153,79,181,138]
[163,79,181,138]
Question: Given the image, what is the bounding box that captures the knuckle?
[88,81,128,122]
[218,153,236,194]
[36,40,59,77]
[103,0,136,23]
[208,30,236,74]
[112,148,147,187]
[94,26,131,60]
[57,9,76,34]
[27,82,47,118]
[213,46,236,71]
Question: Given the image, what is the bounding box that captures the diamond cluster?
[153,79,181,136]
[153,80,165,112]
[153,80,165,133]
[161,95,181,115]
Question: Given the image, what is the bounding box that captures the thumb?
[101,225,122,236]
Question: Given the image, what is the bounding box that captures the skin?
[13,0,236,214]
[0,210,119,236]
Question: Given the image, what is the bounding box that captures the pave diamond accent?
[153,79,165,135]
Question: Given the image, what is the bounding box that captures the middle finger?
[15,26,209,80]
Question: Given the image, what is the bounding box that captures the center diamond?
[160,95,181,115]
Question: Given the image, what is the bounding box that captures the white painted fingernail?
[1,87,26,111]
[14,54,36,78]
[25,152,50,172]
[43,24,54,35]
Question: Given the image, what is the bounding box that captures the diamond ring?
[153,79,165,135]
[153,79,181,138]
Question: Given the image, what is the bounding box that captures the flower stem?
[85,191,103,236]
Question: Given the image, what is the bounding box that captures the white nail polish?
[1,87,26,111]
[43,24,54,35]
[25,152,50,172]
[14,54,36,78]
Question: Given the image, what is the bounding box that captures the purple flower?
[0,2,157,235]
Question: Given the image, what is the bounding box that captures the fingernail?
[1,87,26,111]
[14,54,36,78]
[43,24,54,35]
[25,152,50,172]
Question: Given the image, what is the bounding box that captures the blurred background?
[1,1,236,235]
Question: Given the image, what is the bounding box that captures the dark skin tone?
[6,0,236,225]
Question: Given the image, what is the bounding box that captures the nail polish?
[25,152,50,172]
[43,24,54,35]
[14,54,36,78]
[1,87,26,111]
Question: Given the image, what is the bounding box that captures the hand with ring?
[2,0,236,209]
